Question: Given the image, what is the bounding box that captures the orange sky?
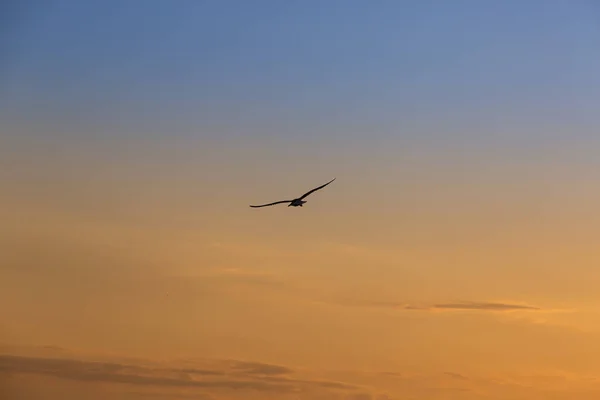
[2,133,600,399]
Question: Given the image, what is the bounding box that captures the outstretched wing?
[249,200,293,208]
[298,178,336,200]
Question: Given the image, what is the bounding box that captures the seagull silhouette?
[250,178,336,208]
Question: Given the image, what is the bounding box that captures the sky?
[2,1,600,399]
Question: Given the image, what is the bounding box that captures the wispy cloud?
[432,302,541,311]
[444,372,469,380]
[0,354,360,395]
[123,392,214,400]
[228,360,293,375]
[360,300,543,313]
[4,347,600,399]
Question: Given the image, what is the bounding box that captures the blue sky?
[3,0,599,147]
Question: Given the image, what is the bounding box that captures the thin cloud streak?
[229,360,293,375]
[0,354,360,394]
[433,302,541,311]
[359,301,544,312]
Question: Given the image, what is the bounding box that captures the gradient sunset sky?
[2,1,600,399]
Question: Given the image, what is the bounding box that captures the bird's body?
[288,199,306,207]
[250,178,335,208]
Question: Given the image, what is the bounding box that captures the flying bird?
[250,178,336,208]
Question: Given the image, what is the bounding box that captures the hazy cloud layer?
[0,354,360,395]
[3,348,600,400]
